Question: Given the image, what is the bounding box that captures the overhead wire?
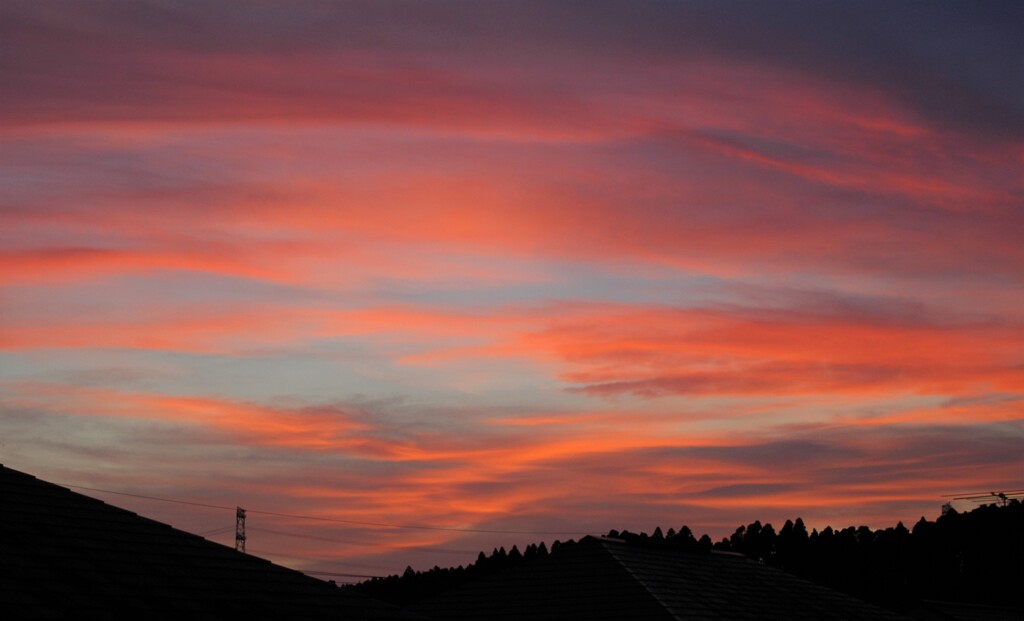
[941,488,1024,498]
[61,482,587,536]
[245,506,585,535]
[248,525,478,554]
[242,545,391,578]
[68,484,234,511]
[305,573,385,582]
[63,482,562,581]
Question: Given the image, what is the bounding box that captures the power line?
[249,526,478,554]
[246,506,584,535]
[243,545,395,573]
[62,482,586,536]
[303,570,384,580]
[66,483,587,580]
[68,484,234,511]
[941,488,1024,498]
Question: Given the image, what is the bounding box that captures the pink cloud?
[2,1,1020,575]
[522,303,1024,398]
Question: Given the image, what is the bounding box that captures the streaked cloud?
[2,0,1020,576]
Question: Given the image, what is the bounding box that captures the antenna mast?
[235,507,247,553]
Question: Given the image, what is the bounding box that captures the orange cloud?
[6,376,1020,572]
[6,295,1023,406]
[3,2,1020,576]
[5,52,1020,296]
[515,303,1024,398]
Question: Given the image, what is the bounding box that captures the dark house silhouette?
[0,464,412,620]
[909,600,1024,621]
[411,535,910,620]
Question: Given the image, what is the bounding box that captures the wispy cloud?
[2,0,1021,575]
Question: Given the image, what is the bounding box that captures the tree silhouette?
[353,500,1023,614]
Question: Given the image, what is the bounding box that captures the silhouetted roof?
[909,600,1024,621]
[412,536,909,620]
[0,464,412,620]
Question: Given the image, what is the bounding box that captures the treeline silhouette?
[351,500,1023,613]
[354,540,566,607]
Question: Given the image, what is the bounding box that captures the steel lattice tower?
[235,507,247,553]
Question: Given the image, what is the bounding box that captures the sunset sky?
[2,1,1022,578]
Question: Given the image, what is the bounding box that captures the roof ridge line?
[597,539,680,621]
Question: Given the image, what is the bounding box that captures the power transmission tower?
[235,507,247,553]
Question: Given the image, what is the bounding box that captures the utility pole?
[235,507,247,553]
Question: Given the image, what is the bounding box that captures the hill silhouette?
[352,500,1023,614]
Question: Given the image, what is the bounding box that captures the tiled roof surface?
[0,464,412,620]
[412,536,909,621]
[909,601,1024,621]
[414,537,673,621]
[604,538,908,620]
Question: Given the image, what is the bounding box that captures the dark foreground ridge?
[707,505,1024,614]
[410,535,907,621]
[5,462,1020,620]
[0,464,411,620]
[355,502,1024,619]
